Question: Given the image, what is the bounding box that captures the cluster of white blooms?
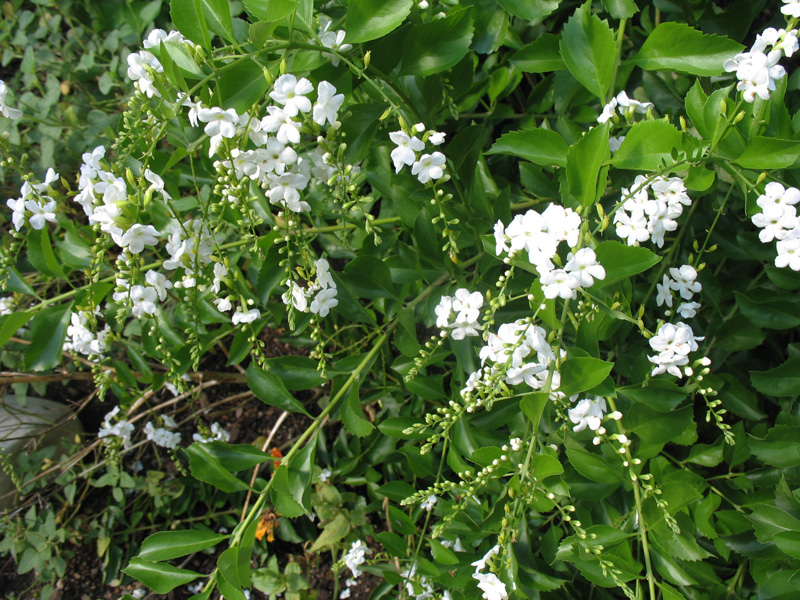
[316,16,353,66]
[63,311,111,358]
[656,265,703,318]
[568,397,607,433]
[344,540,369,578]
[434,288,483,339]
[471,545,508,600]
[597,90,653,124]
[6,168,59,231]
[614,175,692,247]
[126,29,195,98]
[162,218,213,288]
[751,182,800,270]
[648,322,704,378]
[494,206,605,299]
[0,296,15,315]
[192,422,231,444]
[400,563,433,600]
[113,269,172,318]
[98,406,135,447]
[389,122,447,184]
[281,258,339,318]
[724,15,797,102]
[0,79,22,120]
[144,415,181,449]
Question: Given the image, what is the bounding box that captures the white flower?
[282,281,309,312]
[144,422,181,449]
[616,90,653,114]
[568,397,607,432]
[310,288,338,317]
[389,131,425,173]
[25,199,57,230]
[564,248,605,288]
[411,152,446,184]
[130,285,158,317]
[421,495,437,512]
[656,275,673,308]
[782,0,800,18]
[668,265,701,300]
[313,81,345,126]
[214,297,233,312]
[344,541,369,577]
[197,106,239,138]
[676,301,701,319]
[540,269,579,300]
[261,106,301,145]
[319,29,352,66]
[144,168,172,201]
[6,197,26,230]
[776,236,800,270]
[648,322,702,377]
[597,97,618,123]
[232,308,261,325]
[473,573,508,600]
[145,270,172,301]
[0,80,23,119]
[429,131,446,145]
[270,74,314,117]
[318,468,331,483]
[314,258,336,289]
[121,224,160,254]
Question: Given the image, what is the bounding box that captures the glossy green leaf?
[735,291,800,330]
[624,404,694,445]
[719,374,766,420]
[566,121,610,207]
[399,7,474,77]
[559,2,616,101]
[247,364,310,416]
[341,256,398,299]
[751,358,800,397]
[124,558,202,594]
[511,34,565,73]
[170,0,234,47]
[185,443,250,493]
[217,59,269,114]
[27,228,64,279]
[601,0,638,18]
[565,440,622,484]
[161,40,204,79]
[610,120,684,170]
[342,385,374,437]
[263,356,334,390]
[345,0,412,43]
[594,241,661,287]
[487,128,568,167]
[24,302,72,371]
[774,532,800,559]
[734,137,800,170]
[748,426,800,467]
[559,357,613,397]
[0,312,33,349]
[377,480,416,503]
[138,530,229,562]
[243,0,296,21]
[497,0,558,19]
[629,22,743,76]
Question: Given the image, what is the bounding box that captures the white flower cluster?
[6,168,59,231]
[192,422,231,444]
[194,75,345,211]
[317,16,353,66]
[656,264,702,318]
[494,206,605,299]
[597,90,653,124]
[64,311,111,358]
[434,288,483,339]
[162,218,213,288]
[471,545,508,600]
[0,79,22,120]
[389,122,447,184]
[751,182,800,270]
[126,29,195,98]
[344,540,369,578]
[648,322,704,378]
[144,415,181,450]
[0,297,15,316]
[98,406,135,447]
[281,258,339,318]
[568,397,607,433]
[614,175,692,248]
[399,563,434,600]
[113,269,172,318]
[724,17,797,102]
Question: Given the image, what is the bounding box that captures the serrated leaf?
[748,426,800,467]
[610,120,684,170]
[345,0,412,44]
[559,2,616,101]
[399,7,474,77]
[497,0,558,19]
[510,34,565,73]
[629,22,743,76]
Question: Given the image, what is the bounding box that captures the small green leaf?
[399,7,474,77]
[24,302,73,371]
[617,379,687,412]
[138,530,229,562]
[610,120,684,170]
[243,0,297,22]
[217,59,270,114]
[774,532,800,559]
[565,440,622,484]
[629,22,743,76]
[185,443,250,493]
[594,241,661,287]
[497,0,558,19]
[734,137,800,170]
[748,426,800,467]
[310,513,350,552]
[123,558,202,594]
[624,404,694,445]
[0,312,33,349]
[27,228,65,279]
[342,385,374,437]
[247,364,311,416]
[559,357,614,397]
[735,291,800,330]
[487,128,568,167]
[511,34,565,73]
[345,0,412,43]
[559,2,616,101]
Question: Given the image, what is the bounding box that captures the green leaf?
[487,128,568,167]
[594,241,661,287]
[566,121,610,207]
[138,530,228,562]
[0,312,33,349]
[685,165,715,192]
[624,404,694,445]
[532,454,564,480]
[520,392,549,431]
[377,480,417,503]
[750,358,800,397]
[161,40,205,79]
[559,357,614,397]
[185,443,250,493]
[24,302,72,371]
[431,540,459,565]
[170,0,234,47]
[218,547,245,591]
[27,228,65,279]
[719,374,766,420]
[243,0,297,21]
[497,0,558,19]
[342,385,374,437]
[565,439,622,484]
[610,120,684,170]
[376,531,408,557]
[341,256,398,299]
[734,137,800,170]
[617,379,687,411]
[310,513,350,552]
[196,441,271,471]
[749,426,800,467]
[511,34,565,73]
[345,0,412,43]
[217,59,269,114]
[735,291,800,330]
[123,558,202,594]
[559,2,616,101]
[774,532,800,559]
[399,7,474,77]
[629,22,743,76]
[247,364,310,416]
[237,519,258,588]
[749,503,800,543]
[263,356,333,390]
[601,0,638,19]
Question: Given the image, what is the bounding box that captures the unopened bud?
[679,115,687,131]
[364,51,371,69]
[719,98,727,116]
[733,110,746,124]
[757,172,767,184]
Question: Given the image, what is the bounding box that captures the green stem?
[609,18,628,102]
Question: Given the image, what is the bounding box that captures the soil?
[0,328,382,600]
